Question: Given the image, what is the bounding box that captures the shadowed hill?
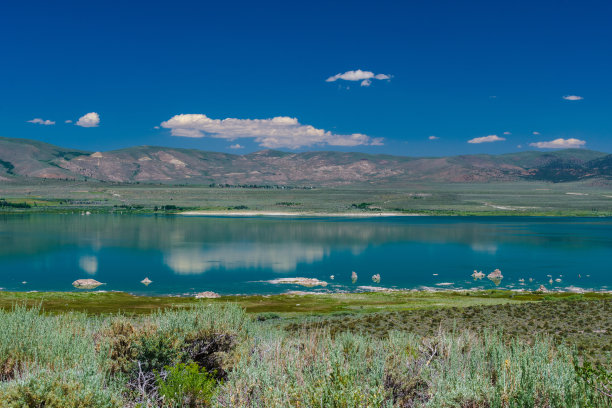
[0,136,609,185]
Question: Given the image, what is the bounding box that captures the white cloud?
[161,114,383,149]
[79,255,98,275]
[467,135,506,144]
[503,131,511,135]
[532,131,540,135]
[326,69,391,86]
[428,135,439,140]
[27,118,55,125]
[153,125,160,129]
[563,95,583,101]
[75,112,100,128]
[229,143,244,149]
[65,120,72,123]
[529,138,586,149]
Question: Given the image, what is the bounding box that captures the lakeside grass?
[1,290,608,315]
[0,299,609,407]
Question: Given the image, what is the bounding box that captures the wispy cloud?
[428,135,439,140]
[161,114,383,149]
[229,143,244,149]
[562,95,583,101]
[529,138,586,149]
[467,135,505,144]
[326,69,391,87]
[503,131,511,135]
[532,131,540,135]
[75,112,100,128]
[65,120,72,124]
[27,118,55,125]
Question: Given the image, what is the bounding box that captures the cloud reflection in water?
[164,243,330,275]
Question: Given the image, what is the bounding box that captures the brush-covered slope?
[0,136,609,185]
[0,137,88,180]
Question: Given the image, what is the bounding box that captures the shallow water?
[0,214,610,295]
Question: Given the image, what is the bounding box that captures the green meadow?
[0,179,611,216]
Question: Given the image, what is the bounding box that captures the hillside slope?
[0,137,609,185]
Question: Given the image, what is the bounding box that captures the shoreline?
[3,287,610,297]
[1,289,608,316]
[180,210,421,217]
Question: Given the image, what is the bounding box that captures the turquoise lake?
[0,215,610,295]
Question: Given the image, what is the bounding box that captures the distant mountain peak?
[0,136,609,185]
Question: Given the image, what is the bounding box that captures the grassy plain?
[0,179,611,215]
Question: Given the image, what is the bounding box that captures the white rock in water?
[330,275,335,280]
[471,270,485,279]
[268,278,328,287]
[536,285,548,293]
[351,271,358,283]
[72,279,104,289]
[140,277,153,286]
[371,274,381,283]
[487,269,503,285]
[195,291,221,299]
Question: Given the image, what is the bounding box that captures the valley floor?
[1,179,611,216]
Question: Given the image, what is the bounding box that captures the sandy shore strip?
[180,210,422,217]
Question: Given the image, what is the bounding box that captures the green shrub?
[135,332,182,373]
[157,362,219,407]
[0,371,120,408]
[100,317,138,374]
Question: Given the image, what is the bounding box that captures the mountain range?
[0,136,610,185]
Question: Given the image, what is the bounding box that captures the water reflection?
[164,244,329,274]
[78,255,98,275]
[1,215,610,257]
[0,215,609,294]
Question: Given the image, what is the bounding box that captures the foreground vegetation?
[0,295,610,407]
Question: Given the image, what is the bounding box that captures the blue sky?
[0,0,610,156]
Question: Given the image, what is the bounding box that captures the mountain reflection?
[0,215,610,260]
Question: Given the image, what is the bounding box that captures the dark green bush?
[135,332,182,373]
[157,362,219,407]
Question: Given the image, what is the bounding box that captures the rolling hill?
[0,136,610,185]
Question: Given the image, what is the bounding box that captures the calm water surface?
[0,215,610,295]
